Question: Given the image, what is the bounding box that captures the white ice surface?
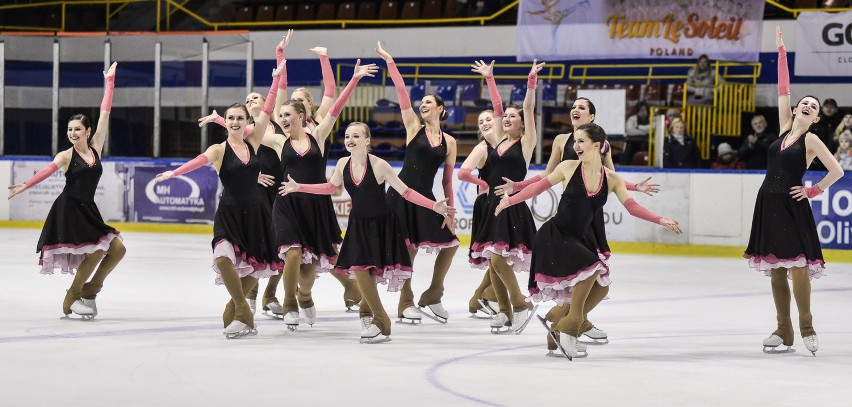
[1,229,851,407]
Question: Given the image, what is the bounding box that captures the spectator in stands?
[711,142,746,170]
[623,101,650,165]
[834,112,852,141]
[663,118,701,168]
[686,54,722,103]
[835,131,852,171]
[452,0,470,17]
[739,114,775,169]
[812,98,842,169]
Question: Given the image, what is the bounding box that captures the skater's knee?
[285,248,302,263]
[109,238,126,258]
[215,256,233,270]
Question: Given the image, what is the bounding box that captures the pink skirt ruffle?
[468,241,531,273]
[528,261,611,305]
[334,264,413,292]
[744,253,825,280]
[278,243,339,273]
[405,238,460,255]
[39,232,122,275]
[212,240,282,285]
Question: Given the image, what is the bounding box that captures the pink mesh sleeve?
[387,62,412,111]
[508,176,554,206]
[623,198,662,224]
[172,154,210,177]
[24,162,59,188]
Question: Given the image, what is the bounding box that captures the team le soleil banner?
[516,0,764,62]
[795,12,852,77]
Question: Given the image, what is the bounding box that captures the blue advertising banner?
[804,173,852,250]
[131,164,220,224]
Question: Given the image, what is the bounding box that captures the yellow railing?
[570,61,761,85]
[0,0,521,32]
[764,0,852,17]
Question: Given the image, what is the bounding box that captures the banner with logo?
[805,173,852,250]
[130,164,220,224]
[795,12,852,77]
[517,0,764,62]
[10,161,127,222]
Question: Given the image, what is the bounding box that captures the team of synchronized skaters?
[9,27,843,358]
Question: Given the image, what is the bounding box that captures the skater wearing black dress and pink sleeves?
[155,63,287,339]
[9,62,125,320]
[745,26,844,356]
[459,60,545,334]
[279,121,454,343]
[375,42,460,324]
[495,123,681,359]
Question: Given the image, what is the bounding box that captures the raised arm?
[776,25,793,134]
[790,133,845,201]
[90,62,117,155]
[472,60,505,141]
[521,60,546,164]
[609,170,681,234]
[376,42,421,141]
[373,156,454,217]
[310,46,336,121]
[247,61,286,149]
[313,59,378,146]
[273,30,293,125]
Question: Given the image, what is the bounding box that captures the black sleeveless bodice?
[345,156,392,218]
[553,165,608,236]
[64,148,103,201]
[761,131,806,193]
[562,133,578,161]
[280,133,329,185]
[486,139,527,189]
[219,141,263,207]
[398,127,446,195]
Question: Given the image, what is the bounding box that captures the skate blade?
[477,299,497,316]
[513,304,540,335]
[61,314,95,321]
[360,336,391,344]
[579,337,609,345]
[490,327,512,334]
[345,307,359,313]
[762,346,795,354]
[263,311,284,320]
[469,311,493,319]
[225,328,258,339]
[395,318,422,325]
[546,350,586,359]
[285,324,299,332]
[419,307,448,324]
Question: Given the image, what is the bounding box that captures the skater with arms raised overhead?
[375,42,460,324]
[495,123,681,359]
[280,118,454,343]
[10,63,126,320]
[156,63,287,338]
[744,26,844,356]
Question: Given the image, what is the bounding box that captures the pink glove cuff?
[298,182,336,195]
[527,74,537,89]
[329,76,361,118]
[100,77,115,112]
[485,76,504,118]
[276,46,284,65]
[442,165,455,207]
[805,184,823,198]
[458,168,489,190]
[173,154,210,177]
[625,181,637,191]
[514,175,543,191]
[387,62,412,111]
[778,45,790,97]
[277,62,288,91]
[320,55,335,98]
[601,140,610,155]
[508,176,554,206]
[402,188,437,211]
[623,198,662,224]
[263,74,280,116]
[24,162,59,188]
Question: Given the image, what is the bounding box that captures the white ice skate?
[223,320,257,339]
[559,332,583,359]
[301,306,317,326]
[420,303,449,324]
[283,311,300,331]
[511,304,539,335]
[581,326,609,345]
[345,303,360,313]
[470,299,497,319]
[359,324,391,344]
[762,334,795,354]
[360,316,373,331]
[537,316,586,360]
[396,306,422,325]
[263,300,284,319]
[803,334,818,356]
[248,299,256,315]
[490,313,511,334]
[81,298,98,318]
[61,300,95,321]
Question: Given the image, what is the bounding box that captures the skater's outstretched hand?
[8,183,27,200]
[308,46,327,56]
[103,61,117,80]
[495,177,516,197]
[775,25,784,49]
[277,29,293,54]
[441,213,456,234]
[197,110,220,128]
[494,194,511,216]
[257,173,276,187]
[471,60,495,77]
[353,59,379,79]
[635,177,660,196]
[529,59,546,76]
[154,170,175,183]
[375,41,393,62]
[432,198,455,217]
[279,175,300,196]
[660,217,682,234]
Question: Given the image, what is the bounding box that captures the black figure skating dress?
[469,139,537,272]
[386,128,459,252]
[468,141,494,267]
[528,165,611,304]
[212,141,282,284]
[256,121,285,208]
[744,131,825,278]
[37,148,121,275]
[562,134,611,259]
[272,133,342,271]
[334,156,412,291]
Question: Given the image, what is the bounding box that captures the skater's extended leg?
[579,282,609,333]
[770,268,794,345]
[491,254,530,312]
[217,257,255,328]
[64,250,104,314]
[488,263,512,321]
[790,266,814,337]
[261,273,282,307]
[281,248,302,314]
[546,303,570,323]
[354,270,390,335]
[469,272,493,312]
[553,272,598,336]
[81,238,126,300]
[397,248,419,315]
[418,245,458,306]
[297,263,317,309]
[330,271,361,308]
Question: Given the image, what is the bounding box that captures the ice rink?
[2,228,851,406]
